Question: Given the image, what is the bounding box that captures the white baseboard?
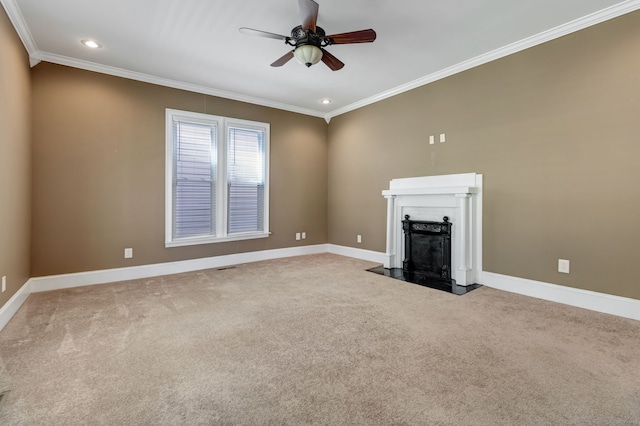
[327,244,386,264]
[480,271,640,322]
[3,247,639,333]
[0,278,32,331]
[30,244,329,293]
[333,247,640,322]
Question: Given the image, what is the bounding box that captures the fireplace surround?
[381,173,482,287]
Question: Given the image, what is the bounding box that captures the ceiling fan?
[239,0,376,71]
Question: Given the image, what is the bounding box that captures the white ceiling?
[3,0,640,120]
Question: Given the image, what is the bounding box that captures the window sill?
[165,232,270,248]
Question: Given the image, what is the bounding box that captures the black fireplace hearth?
[367,265,481,295]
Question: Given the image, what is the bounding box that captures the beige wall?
[0,6,31,307]
[328,11,640,300]
[3,7,640,310]
[31,63,328,276]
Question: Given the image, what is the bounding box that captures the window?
[165,109,269,247]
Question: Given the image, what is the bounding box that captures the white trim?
[34,52,326,119]
[164,232,270,248]
[324,0,640,120]
[327,244,386,264]
[475,176,483,277]
[0,278,31,331]
[3,246,640,332]
[0,0,38,54]
[332,243,640,323]
[481,271,640,322]
[3,0,638,120]
[30,245,329,294]
[383,187,478,197]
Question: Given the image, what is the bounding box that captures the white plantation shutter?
[227,127,265,234]
[173,121,217,238]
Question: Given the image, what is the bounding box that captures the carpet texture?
[1,253,639,425]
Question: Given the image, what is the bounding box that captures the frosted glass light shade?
[294,45,323,67]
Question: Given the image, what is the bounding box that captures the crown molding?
[0,0,38,54]
[2,0,324,117]
[4,0,639,120]
[34,51,326,118]
[325,0,640,120]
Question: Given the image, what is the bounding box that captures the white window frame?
[165,109,270,247]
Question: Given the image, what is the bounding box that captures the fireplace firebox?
[402,215,453,284]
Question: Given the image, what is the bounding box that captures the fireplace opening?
[402,215,452,283]
[368,215,481,296]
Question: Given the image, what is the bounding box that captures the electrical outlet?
[558,259,570,274]
[357,235,362,244]
[1,276,6,293]
[124,248,133,259]
[301,232,306,240]
[296,233,301,241]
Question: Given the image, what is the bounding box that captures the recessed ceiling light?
[81,39,101,49]
[320,98,332,105]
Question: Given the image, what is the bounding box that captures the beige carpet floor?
[1,253,639,425]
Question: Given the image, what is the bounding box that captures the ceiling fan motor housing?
[287,25,329,67]
[289,25,328,48]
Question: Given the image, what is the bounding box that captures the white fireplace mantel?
[382,173,483,286]
[384,186,478,196]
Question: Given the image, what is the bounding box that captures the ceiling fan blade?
[239,27,289,41]
[271,51,295,67]
[299,0,319,32]
[325,29,377,45]
[320,48,345,71]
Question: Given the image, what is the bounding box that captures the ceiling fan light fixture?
[242,0,375,71]
[294,44,322,67]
